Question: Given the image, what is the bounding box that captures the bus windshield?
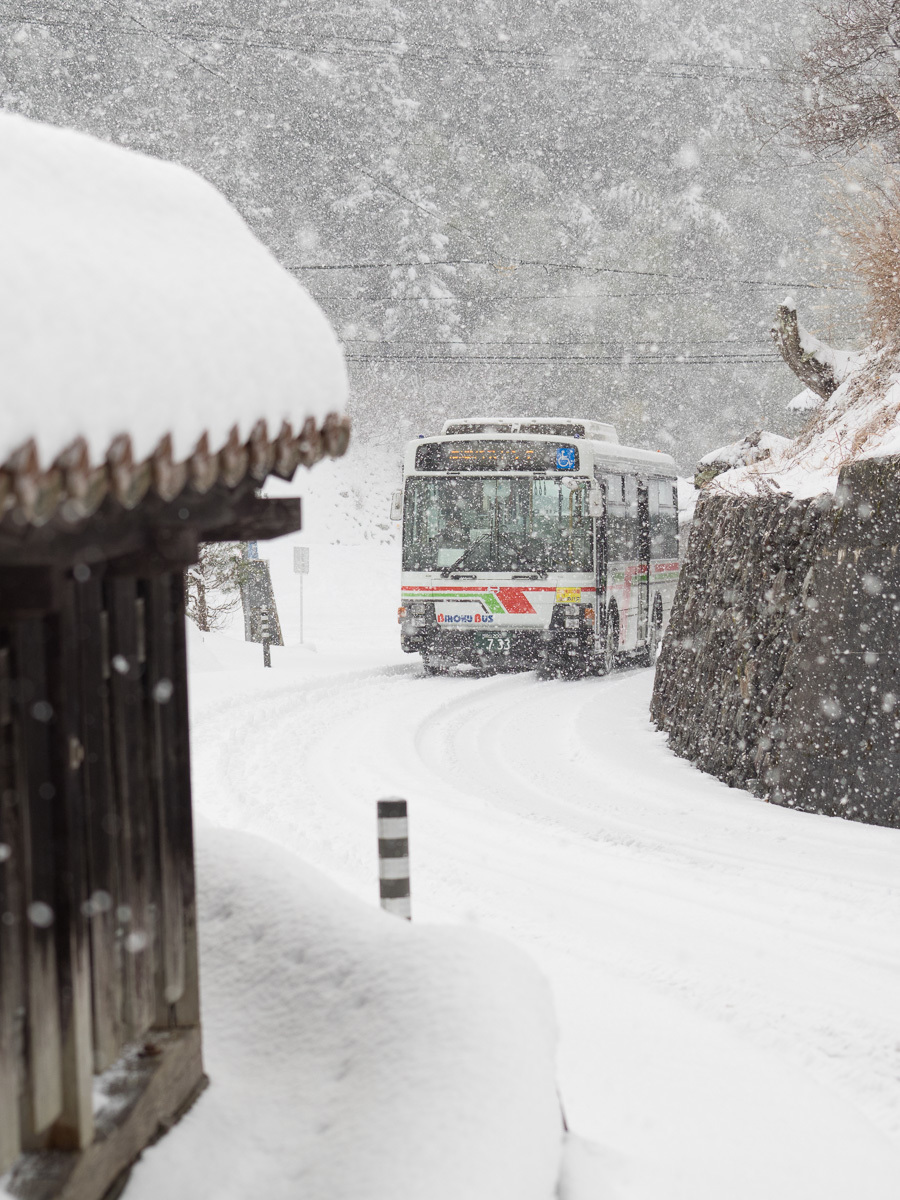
[402,475,593,573]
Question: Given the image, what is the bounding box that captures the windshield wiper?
[440,531,491,577]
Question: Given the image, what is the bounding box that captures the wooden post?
[167,571,201,1030]
[11,617,64,1142]
[75,570,124,1072]
[376,799,411,920]
[47,580,94,1151]
[144,576,186,1025]
[106,577,156,1042]
[0,644,23,1173]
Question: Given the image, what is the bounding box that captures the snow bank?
[697,429,792,471]
[0,114,346,467]
[124,825,562,1200]
[710,348,900,500]
[787,387,821,412]
[676,475,699,526]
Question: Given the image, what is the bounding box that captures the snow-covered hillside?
[712,345,900,500]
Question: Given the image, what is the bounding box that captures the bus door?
[592,475,608,636]
[637,479,650,644]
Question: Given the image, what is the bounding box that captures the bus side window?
[606,473,637,560]
[652,478,679,559]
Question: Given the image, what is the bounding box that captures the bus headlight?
[565,603,581,630]
[401,600,436,630]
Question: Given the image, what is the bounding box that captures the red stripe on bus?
[401,585,597,595]
[494,587,537,614]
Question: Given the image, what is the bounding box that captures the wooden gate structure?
[0,417,349,1198]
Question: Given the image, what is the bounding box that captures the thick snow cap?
[0,113,347,470]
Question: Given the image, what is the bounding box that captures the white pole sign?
[293,546,310,643]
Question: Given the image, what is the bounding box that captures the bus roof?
[441,416,618,442]
[405,430,677,477]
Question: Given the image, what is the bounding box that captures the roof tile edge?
[0,414,351,529]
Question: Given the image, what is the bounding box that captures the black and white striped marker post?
[261,610,271,669]
[377,798,411,920]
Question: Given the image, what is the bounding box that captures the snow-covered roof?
[0,114,348,525]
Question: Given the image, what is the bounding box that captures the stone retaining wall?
[651,457,900,827]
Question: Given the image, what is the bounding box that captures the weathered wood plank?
[6,1027,206,1200]
[45,584,94,1151]
[0,481,251,569]
[10,619,63,1140]
[0,568,61,619]
[75,571,123,1071]
[0,643,24,1173]
[202,495,302,543]
[142,576,185,1024]
[167,572,200,1029]
[105,579,156,1041]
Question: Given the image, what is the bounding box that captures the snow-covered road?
[188,591,900,1199]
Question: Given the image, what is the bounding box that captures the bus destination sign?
[415,439,580,473]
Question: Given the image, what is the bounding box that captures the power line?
[286,260,838,289]
[318,289,825,302]
[344,353,782,365]
[0,16,779,75]
[318,292,723,301]
[341,338,777,347]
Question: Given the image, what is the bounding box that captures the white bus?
[394,417,679,677]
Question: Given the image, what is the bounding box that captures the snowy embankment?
[125,825,561,1200]
[122,440,900,1200]
[711,329,900,502]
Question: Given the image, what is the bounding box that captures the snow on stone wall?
[0,113,347,467]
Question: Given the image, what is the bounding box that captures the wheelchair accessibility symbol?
[556,446,577,470]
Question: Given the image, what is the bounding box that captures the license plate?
[474,632,511,652]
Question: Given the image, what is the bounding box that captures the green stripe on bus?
[402,590,506,614]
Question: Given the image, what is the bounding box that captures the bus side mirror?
[390,490,403,521]
[588,489,605,518]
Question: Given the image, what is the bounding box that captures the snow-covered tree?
[185,542,248,632]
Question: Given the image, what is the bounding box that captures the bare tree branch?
[771,304,839,398]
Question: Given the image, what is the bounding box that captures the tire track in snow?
[189,655,900,1175]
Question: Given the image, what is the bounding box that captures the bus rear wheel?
[601,610,619,676]
[640,601,663,667]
